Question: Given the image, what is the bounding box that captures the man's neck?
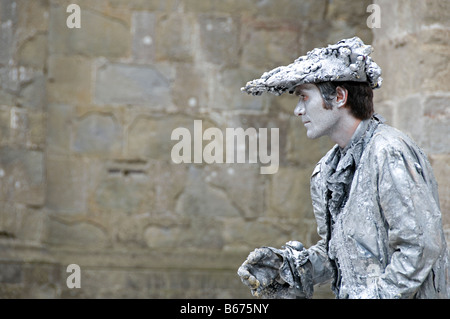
[330,116,362,149]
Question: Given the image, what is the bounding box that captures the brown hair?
[316,81,374,120]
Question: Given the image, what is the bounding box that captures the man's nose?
[294,103,304,116]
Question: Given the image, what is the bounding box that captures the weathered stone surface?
[47,56,92,104]
[222,217,295,250]
[0,202,47,243]
[17,73,46,110]
[46,104,72,155]
[429,154,450,244]
[373,29,450,101]
[0,147,45,206]
[91,170,152,214]
[286,116,335,168]
[204,164,265,220]
[172,63,207,109]
[49,4,130,58]
[94,63,172,107]
[155,13,196,63]
[0,263,22,284]
[175,166,240,219]
[421,94,450,154]
[207,67,271,110]
[0,107,10,145]
[131,11,156,64]
[267,166,315,221]
[72,113,122,155]
[128,115,195,160]
[46,219,108,248]
[241,23,300,70]
[198,14,240,68]
[46,157,87,214]
[18,33,47,70]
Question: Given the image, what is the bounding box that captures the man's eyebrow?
[295,87,310,94]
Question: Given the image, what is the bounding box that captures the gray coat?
[307,120,448,298]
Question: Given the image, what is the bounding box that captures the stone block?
[248,0,327,20]
[108,0,168,11]
[266,166,315,221]
[421,94,450,154]
[94,63,172,107]
[155,13,196,63]
[48,4,130,58]
[47,219,108,248]
[15,207,47,243]
[0,263,22,284]
[198,14,240,68]
[131,11,156,64]
[422,0,450,28]
[286,116,335,168]
[0,107,10,145]
[429,155,449,231]
[172,63,208,110]
[147,162,188,216]
[18,33,47,70]
[21,262,62,298]
[0,1,15,66]
[46,157,87,214]
[175,166,240,219]
[241,22,300,70]
[373,28,450,100]
[207,66,271,111]
[144,224,185,250]
[16,0,49,35]
[0,202,20,240]
[372,99,395,125]
[46,104,73,155]
[47,56,92,105]
[27,111,46,149]
[395,93,450,155]
[0,147,45,206]
[222,218,295,250]
[204,164,265,220]
[91,169,152,214]
[127,114,194,161]
[17,73,46,110]
[72,112,122,156]
[8,107,28,145]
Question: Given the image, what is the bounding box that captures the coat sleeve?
[373,141,445,298]
[307,161,334,286]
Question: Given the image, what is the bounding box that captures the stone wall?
[0,0,448,299]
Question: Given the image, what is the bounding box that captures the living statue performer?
[237,37,448,299]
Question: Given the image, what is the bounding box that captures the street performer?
[237,37,448,299]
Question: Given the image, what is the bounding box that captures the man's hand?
[237,242,313,299]
[237,247,283,297]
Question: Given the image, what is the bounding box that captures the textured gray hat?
[241,37,382,96]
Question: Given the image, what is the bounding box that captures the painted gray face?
[294,84,340,140]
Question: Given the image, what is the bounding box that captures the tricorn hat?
[241,37,382,96]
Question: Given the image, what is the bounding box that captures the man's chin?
[306,131,320,139]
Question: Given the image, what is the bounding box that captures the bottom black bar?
[2,298,447,318]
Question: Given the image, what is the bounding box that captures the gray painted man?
[237,37,448,299]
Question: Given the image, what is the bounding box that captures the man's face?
[293,84,340,139]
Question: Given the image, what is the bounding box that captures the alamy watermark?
[64,3,381,31]
[366,4,381,29]
[171,120,279,175]
[66,4,81,29]
[66,264,81,288]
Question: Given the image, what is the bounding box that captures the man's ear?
[335,86,348,108]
